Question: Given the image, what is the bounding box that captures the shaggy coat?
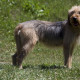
[12,6,80,69]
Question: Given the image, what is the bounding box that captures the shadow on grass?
[39,64,65,69]
[23,64,65,70]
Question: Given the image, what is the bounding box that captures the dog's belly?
[39,28,64,46]
[38,24,64,47]
[40,35,63,47]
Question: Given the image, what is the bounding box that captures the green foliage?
[22,0,49,19]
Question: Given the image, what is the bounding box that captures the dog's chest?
[76,35,80,46]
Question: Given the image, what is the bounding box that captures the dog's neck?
[67,22,80,36]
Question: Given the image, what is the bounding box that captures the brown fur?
[12,6,80,69]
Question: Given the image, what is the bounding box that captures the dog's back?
[18,20,67,47]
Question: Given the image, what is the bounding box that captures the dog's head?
[68,6,80,29]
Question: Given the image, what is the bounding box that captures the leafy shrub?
[22,0,49,19]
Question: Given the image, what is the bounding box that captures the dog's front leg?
[63,42,75,69]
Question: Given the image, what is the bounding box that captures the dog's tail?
[14,24,23,53]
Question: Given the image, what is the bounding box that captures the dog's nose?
[73,17,77,21]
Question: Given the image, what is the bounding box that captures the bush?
[22,0,49,19]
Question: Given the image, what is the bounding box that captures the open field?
[0,0,80,80]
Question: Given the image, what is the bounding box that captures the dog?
[12,6,80,69]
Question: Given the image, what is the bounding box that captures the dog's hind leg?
[16,41,36,69]
[12,28,38,69]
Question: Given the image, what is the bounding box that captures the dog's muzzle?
[72,17,79,26]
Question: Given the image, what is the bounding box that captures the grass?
[0,0,80,80]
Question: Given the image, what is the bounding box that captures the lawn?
[0,0,80,80]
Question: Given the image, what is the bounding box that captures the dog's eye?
[70,11,75,15]
[78,12,80,14]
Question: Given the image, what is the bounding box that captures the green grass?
[0,0,80,80]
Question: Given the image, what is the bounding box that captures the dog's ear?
[68,12,71,25]
[68,14,70,24]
